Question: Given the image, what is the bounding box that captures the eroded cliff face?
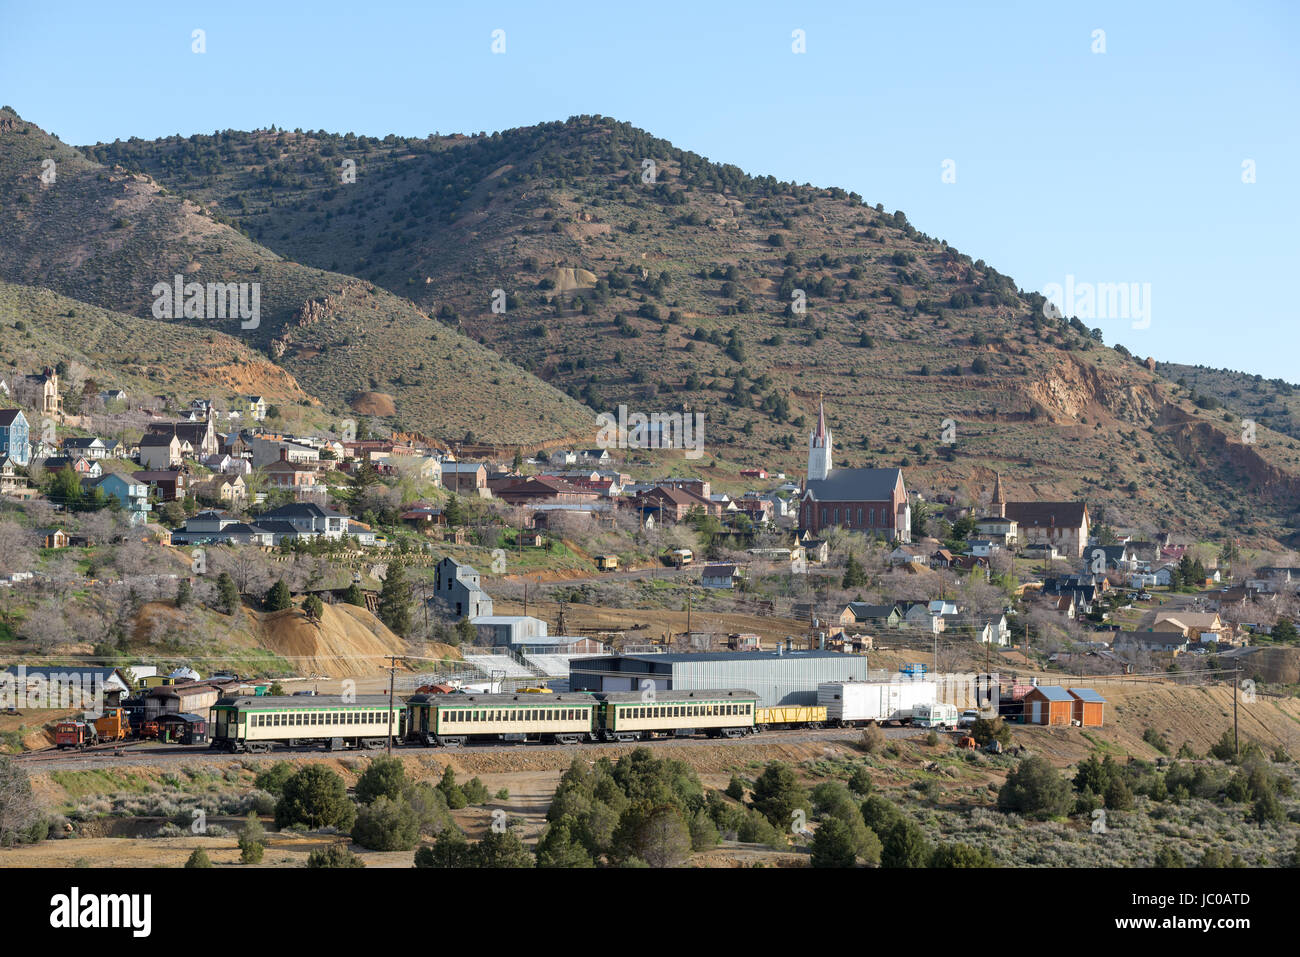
[1163,417,1300,504]
[1028,355,1162,426]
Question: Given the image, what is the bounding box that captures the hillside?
[0,108,594,445]
[75,115,1300,544]
[0,281,308,409]
[1158,361,1300,442]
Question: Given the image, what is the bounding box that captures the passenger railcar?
[404,692,596,747]
[210,695,403,753]
[595,689,759,741]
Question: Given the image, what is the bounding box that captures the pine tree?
[264,578,292,612]
[378,561,412,637]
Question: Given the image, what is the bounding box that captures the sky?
[2,0,1296,380]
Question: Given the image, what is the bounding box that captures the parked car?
[959,709,980,728]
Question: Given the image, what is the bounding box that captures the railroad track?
[14,726,921,771]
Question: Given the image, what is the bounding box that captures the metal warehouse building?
[569,650,870,707]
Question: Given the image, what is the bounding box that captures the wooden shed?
[1068,687,1107,727]
[1023,685,1074,726]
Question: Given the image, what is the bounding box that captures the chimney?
[279,448,288,462]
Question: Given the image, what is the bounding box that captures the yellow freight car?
[755,705,827,730]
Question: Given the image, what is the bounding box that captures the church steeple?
[991,470,1006,518]
[807,395,833,482]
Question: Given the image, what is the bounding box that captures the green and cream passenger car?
[210,695,403,753]
[405,692,597,747]
[595,689,758,741]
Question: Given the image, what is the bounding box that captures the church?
[799,399,910,541]
[986,471,1090,560]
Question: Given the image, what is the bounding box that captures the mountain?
[0,280,309,412]
[0,107,594,446]
[68,114,1300,544]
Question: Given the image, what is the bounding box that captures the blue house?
[0,409,31,466]
[84,473,152,525]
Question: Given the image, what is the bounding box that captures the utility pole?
[386,654,400,756]
[523,579,528,617]
[1233,663,1239,758]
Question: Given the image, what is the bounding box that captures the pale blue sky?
[2,0,1295,380]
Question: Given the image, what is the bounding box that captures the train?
[209,689,763,752]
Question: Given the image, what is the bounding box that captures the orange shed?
[1068,688,1107,727]
[1023,685,1074,726]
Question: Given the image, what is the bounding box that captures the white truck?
[912,702,960,729]
[818,680,937,726]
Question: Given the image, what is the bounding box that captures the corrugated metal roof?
[1029,686,1074,701]
[1067,688,1107,703]
[620,650,848,663]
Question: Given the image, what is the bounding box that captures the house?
[1114,631,1189,655]
[497,477,603,507]
[144,417,218,459]
[84,473,151,525]
[1068,688,1107,727]
[99,389,128,405]
[974,515,1018,546]
[0,457,29,495]
[395,455,442,486]
[25,367,62,417]
[258,503,348,539]
[61,437,108,459]
[264,457,318,494]
[1152,610,1227,644]
[1023,685,1074,725]
[701,563,743,589]
[578,448,611,465]
[977,616,1012,646]
[930,548,954,569]
[400,505,445,529]
[800,400,910,540]
[1153,564,1178,587]
[138,433,184,470]
[432,557,493,619]
[547,449,578,467]
[888,544,929,567]
[249,437,319,468]
[246,396,268,421]
[632,485,720,523]
[0,409,31,466]
[133,469,189,502]
[35,527,69,548]
[442,462,488,494]
[967,539,998,558]
[42,455,102,478]
[1088,543,1138,573]
[194,473,248,508]
[739,468,768,480]
[841,602,902,629]
[800,535,830,564]
[899,601,943,633]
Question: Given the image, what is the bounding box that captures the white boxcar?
[818,680,937,725]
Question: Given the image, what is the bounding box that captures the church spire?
[991,470,1005,518]
[807,395,833,482]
